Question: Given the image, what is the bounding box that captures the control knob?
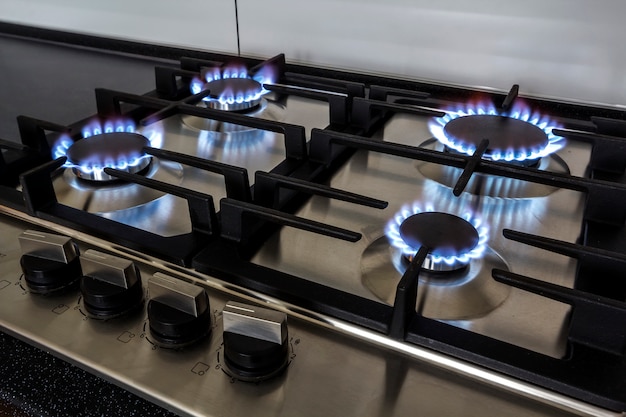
[79,250,143,318]
[147,273,211,348]
[222,301,289,381]
[19,230,82,294]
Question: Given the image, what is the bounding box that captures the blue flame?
[428,100,564,162]
[251,65,278,85]
[72,154,150,176]
[385,202,489,266]
[82,118,136,138]
[190,64,276,105]
[51,118,163,176]
[53,136,74,160]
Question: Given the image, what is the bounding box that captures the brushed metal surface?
[223,301,287,344]
[81,249,138,288]
[150,273,208,317]
[0,214,614,417]
[18,229,77,263]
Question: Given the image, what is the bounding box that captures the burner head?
[443,115,549,166]
[203,78,264,111]
[399,212,479,272]
[66,132,151,182]
[428,101,565,165]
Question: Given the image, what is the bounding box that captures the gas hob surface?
[1,26,626,417]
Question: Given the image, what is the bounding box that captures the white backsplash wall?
[0,0,238,53]
[237,0,626,107]
[1,0,625,106]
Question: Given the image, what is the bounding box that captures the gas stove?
[1,27,626,417]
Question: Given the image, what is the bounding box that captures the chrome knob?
[147,273,211,348]
[79,249,143,318]
[18,230,82,294]
[222,301,289,381]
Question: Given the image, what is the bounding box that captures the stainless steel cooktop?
[0,108,612,417]
[2,35,626,417]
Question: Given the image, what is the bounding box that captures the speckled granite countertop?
[0,332,178,416]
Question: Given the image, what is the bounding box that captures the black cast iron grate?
[193,85,626,411]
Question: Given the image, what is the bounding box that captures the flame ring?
[385,202,489,266]
[428,101,564,162]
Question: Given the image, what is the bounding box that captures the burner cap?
[204,78,264,111]
[66,132,151,182]
[399,212,479,272]
[443,115,549,164]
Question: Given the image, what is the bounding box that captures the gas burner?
[429,101,564,165]
[52,119,163,182]
[203,78,264,111]
[190,64,275,112]
[362,203,509,319]
[65,132,151,182]
[386,203,488,273]
[399,212,479,272]
[361,236,510,320]
[443,115,548,167]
